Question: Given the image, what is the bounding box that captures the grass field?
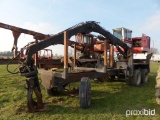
[0,62,160,120]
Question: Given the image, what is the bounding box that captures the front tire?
[79,77,91,108]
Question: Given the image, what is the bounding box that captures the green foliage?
[0,62,160,120]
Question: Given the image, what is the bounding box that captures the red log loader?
[5,21,152,112]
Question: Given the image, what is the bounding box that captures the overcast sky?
[0,0,160,55]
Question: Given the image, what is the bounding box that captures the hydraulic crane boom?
[0,22,49,39]
[0,22,50,56]
[25,21,130,64]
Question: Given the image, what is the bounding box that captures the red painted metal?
[132,35,150,53]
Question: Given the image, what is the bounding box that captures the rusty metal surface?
[74,44,76,67]
[40,68,106,90]
[26,75,43,112]
[104,40,109,72]
[64,31,68,69]
[109,45,114,67]
[63,31,69,79]
[0,22,50,58]
[0,58,24,64]
[77,59,97,63]
[39,70,54,89]
[0,58,63,68]
[0,22,50,40]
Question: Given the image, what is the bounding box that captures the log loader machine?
[4,21,152,112]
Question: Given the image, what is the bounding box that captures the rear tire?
[132,69,141,86]
[79,77,91,108]
[141,69,148,83]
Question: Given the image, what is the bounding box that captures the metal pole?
[74,44,76,68]
[34,39,38,66]
[109,44,114,68]
[64,31,68,79]
[104,40,108,73]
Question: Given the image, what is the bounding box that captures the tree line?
[0,51,13,56]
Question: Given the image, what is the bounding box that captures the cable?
[6,52,21,74]
[6,41,35,74]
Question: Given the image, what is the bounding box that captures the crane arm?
[0,22,50,57]
[25,21,130,64]
[0,22,50,40]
